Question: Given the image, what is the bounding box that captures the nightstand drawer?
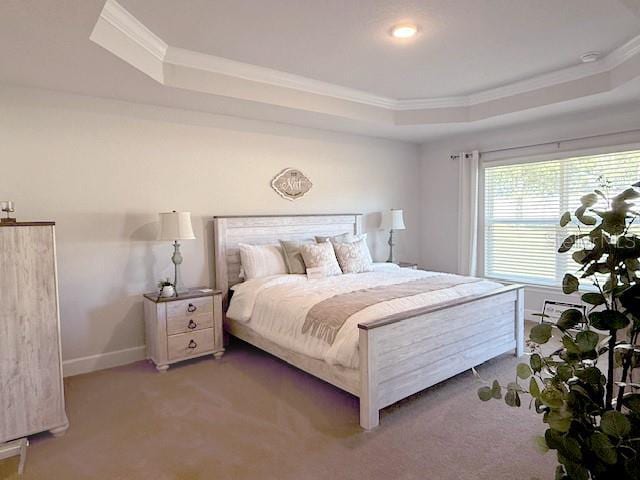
[166,296,212,320]
[166,312,213,336]
[168,328,215,361]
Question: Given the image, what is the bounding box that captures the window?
[482,148,640,286]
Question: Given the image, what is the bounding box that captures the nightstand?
[143,288,224,372]
[398,262,419,270]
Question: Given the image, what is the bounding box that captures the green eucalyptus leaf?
[581,292,606,306]
[571,249,589,264]
[559,211,571,227]
[530,323,553,344]
[534,435,549,454]
[530,353,542,373]
[477,386,492,401]
[580,193,598,207]
[491,379,502,399]
[575,330,599,353]
[589,310,630,331]
[562,274,579,294]
[590,432,617,465]
[619,284,640,318]
[557,308,583,331]
[529,377,541,398]
[545,428,563,450]
[516,363,532,379]
[600,211,626,235]
[613,187,640,202]
[540,388,564,409]
[564,461,589,480]
[575,367,604,385]
[600,410,631,438]
[622,393,640,413]
[504,389,521,407]
[556,364,573,382]
[545,409,572,432]
[558,235,579,253]
[562,335,580,354]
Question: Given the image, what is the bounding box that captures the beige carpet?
[1,326,556,480]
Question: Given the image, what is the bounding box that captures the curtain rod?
[449,128,640,160]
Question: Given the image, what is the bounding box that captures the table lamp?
[380,209,406,263]
[158,211,195,295]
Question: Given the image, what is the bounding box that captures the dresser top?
[0,221,55,227]
[144,287,222,303]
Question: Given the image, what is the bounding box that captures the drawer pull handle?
[188,340,197,349]
[187,303,197,313]
[188,319,197,329]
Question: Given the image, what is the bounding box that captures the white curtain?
[457,150,480,276]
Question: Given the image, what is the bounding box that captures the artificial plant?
[477,182,640,479]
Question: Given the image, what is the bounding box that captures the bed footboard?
[358,285,524,429]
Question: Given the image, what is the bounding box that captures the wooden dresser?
[0,222,68,443]
[143,289,224,372]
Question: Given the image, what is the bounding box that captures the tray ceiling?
[1,0,640,142]
[119,0,639,100]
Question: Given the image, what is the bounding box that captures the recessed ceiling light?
[391,24,418,39]
[580,51,601,63]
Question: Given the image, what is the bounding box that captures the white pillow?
[300,241,342,277]
[333,238,374,274]
[238,243,288,280]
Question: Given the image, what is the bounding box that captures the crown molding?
[91,0,640,122]
[164,47,397,109]
[99,0,167,61]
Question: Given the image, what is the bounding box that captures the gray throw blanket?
[302,274,483,345]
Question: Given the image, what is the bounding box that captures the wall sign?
[271,168,312,201]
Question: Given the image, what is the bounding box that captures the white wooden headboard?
[213,214,362,306]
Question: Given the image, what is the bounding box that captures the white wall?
[0,85,420,374]
[420,101,640,317]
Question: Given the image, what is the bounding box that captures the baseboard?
[62,345,147,377]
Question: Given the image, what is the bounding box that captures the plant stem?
[615,329,640,411]
[606,330,617,410]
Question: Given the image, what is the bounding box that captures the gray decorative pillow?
[333,238,374,274]
[300,241,342,277]
[279,239,314,274]
[315,232,353,244]
[315,232,366,244]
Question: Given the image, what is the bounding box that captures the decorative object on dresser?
[158,211,195,295]
[380,209,406,263]
[157,279,175,298]
[271,168,312,200]
[0,222,69,445]
[143,288,224,372]
[0,200,16,224]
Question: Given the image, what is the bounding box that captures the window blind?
[483,149,640,286]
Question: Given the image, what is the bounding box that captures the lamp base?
[386,230,396,263]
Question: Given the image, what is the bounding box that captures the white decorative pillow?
[238,243,288,280]
[333,238,374,274]
[300,241,342,277]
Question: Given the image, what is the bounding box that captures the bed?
[213,214,524,429]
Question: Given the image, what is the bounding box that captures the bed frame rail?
[358,285,524,429]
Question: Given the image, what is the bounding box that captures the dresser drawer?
[166,311,213,336]
[167,328,215,361]
[166,296,212,320]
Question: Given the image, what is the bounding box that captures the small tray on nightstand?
[143,288,225,372]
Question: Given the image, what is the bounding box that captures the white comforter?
[227,265,503,369]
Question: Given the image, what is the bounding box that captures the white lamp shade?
[380,209,406,231]
[158,211,196,241]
